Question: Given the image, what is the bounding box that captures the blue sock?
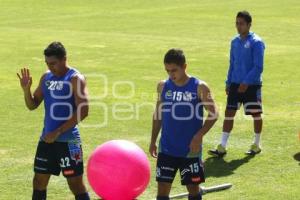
[188,193,202,200]
[75,192,90,200]
[32,190,46,200]
[156,196,170,200]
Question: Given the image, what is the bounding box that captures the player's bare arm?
[17,68,45,110]
[43,74,89,143]
[149,80,165,158]
[189,82,219,153]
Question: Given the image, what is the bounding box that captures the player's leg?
[33,141,59,200]
[221,84,240,148]
[253,113,262,134]
[56,141,90,200]
[223,109,237,133]
[245,112,262,155]
[156,153,178,200]
[186,185,202,200]
[67,175,89,199]
[244,85,263,155]
[32,173,51,200]
[33,173,51,190]
[209,84,240,156]
[157,182,172,199]
[180,157,205,200]
[221,108,238,147]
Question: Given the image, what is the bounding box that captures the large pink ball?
[87,140,151,200]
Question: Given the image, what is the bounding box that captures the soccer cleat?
[208,144,227,157]
[245,144,262,155]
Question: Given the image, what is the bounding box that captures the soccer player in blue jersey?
[17,42,90,200]
[149,49,219,200]
[209,11,265,156]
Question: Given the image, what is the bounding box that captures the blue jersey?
[159,77,203,158]
[41,68,80,142]
[226,32,265,86]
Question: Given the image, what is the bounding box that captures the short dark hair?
[44,41,66,59]
[164,48,186,66]
[236,11,252,24]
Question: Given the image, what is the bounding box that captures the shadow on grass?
[204,155,254,178]
[293,152,300,165]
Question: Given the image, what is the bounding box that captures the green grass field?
[1,0,300,199]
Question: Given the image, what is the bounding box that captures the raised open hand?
[17,68,32,91]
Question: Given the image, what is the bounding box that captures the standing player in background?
[149,49,219,200]
[17,42,90,200]
[209,11,265,156]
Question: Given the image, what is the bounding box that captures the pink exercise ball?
[87,140,151,200]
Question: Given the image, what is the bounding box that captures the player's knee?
[252,113,262,120]
[157,182,172,197]
[186,184,200,196]
[69,183,86,195]
[225,109,236,118]
[67,176,86,195]
[33,175,49,190]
